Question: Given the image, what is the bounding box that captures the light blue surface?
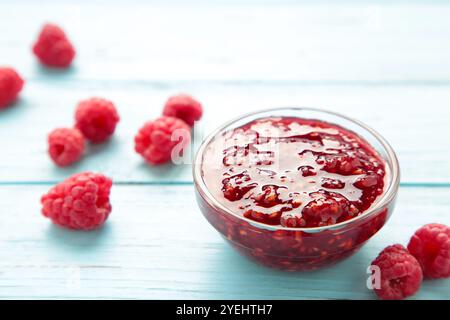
[0,0,449,299]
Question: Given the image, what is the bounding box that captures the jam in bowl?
[193,107,400,271]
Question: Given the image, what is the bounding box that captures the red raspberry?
[41,172,112,230]
[134,116,191,165]
[32,23,76,68]
[370,244,423,300]
[407,223,450,279]
[0,67,24,109]
[48,128,85,167]
[75,97,120,143]
[162,94,203,127]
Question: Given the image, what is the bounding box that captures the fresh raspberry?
[162,94,203,127]
[407,223,450,279]
[0,67,24,109]
[32,23,75,68]
[134,116,191,165]
[48,128,85,167]
[41,172,112,230]
[75,97,120,143]
[370,244,423,300]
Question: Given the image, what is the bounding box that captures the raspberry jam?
[195,110,398,271]
[203,117,386,228]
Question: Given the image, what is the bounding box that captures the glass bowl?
[193,107,400,271]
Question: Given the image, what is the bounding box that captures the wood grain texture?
[0,0,449,300]
[0,185,449,300]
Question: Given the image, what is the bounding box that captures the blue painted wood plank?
[1,82,450,184]
[0,185,448,299]
[1,2,450,82]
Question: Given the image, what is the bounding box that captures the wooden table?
[0,0,449,299]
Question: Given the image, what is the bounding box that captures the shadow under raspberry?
[45,222,113,252]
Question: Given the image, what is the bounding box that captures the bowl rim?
[193,106,400,233]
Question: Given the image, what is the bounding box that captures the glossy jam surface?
[202,117,386,229]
